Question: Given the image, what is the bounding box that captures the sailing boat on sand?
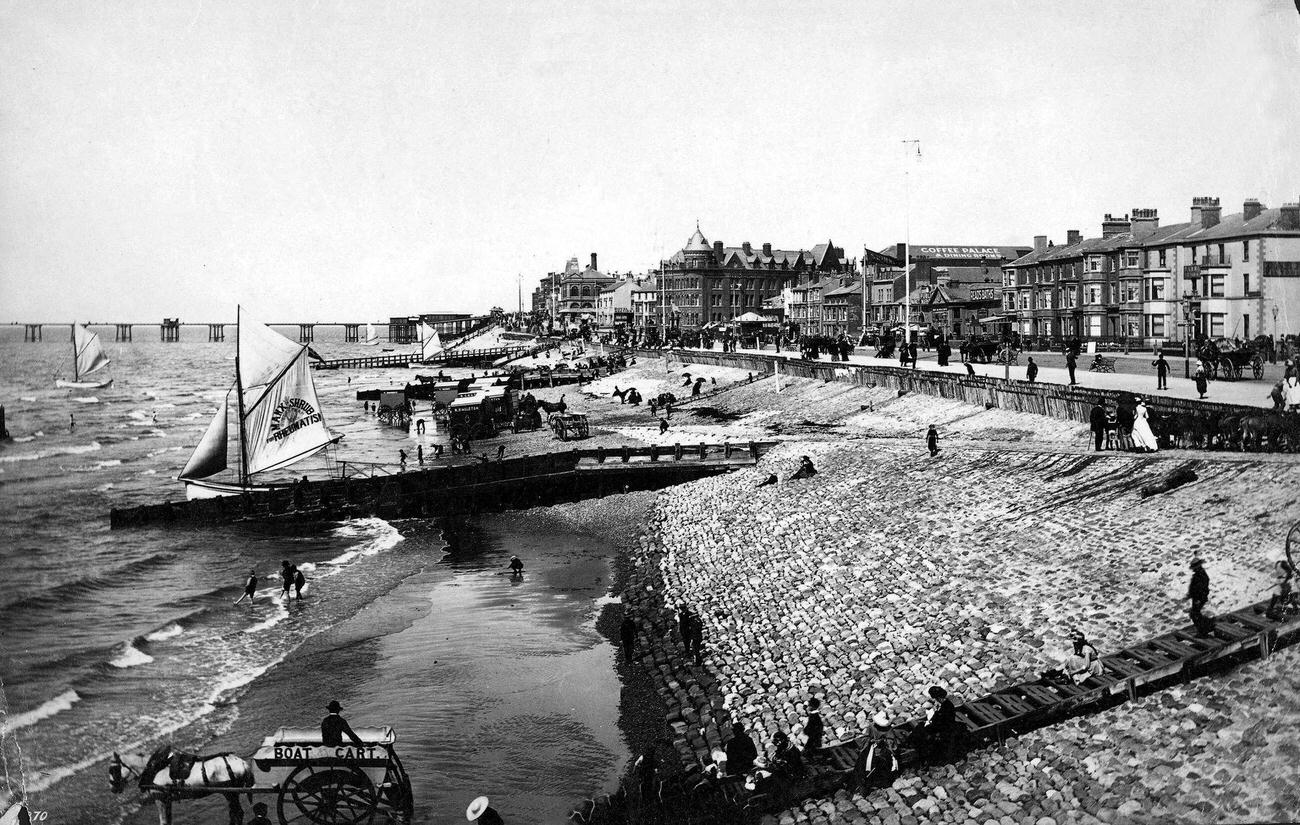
[56,323,113,389]
[361,322,380,346]
[178,307,340,499]
[418,322,443,363]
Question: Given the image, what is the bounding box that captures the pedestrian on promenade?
[854,712,898,791]
[399,449,408,469]
[281,560,293,600]
[1195,364,1209,399]
[293,566,305,601]
[724,721,758,775]
[1089,402,1108,451]
[1185,558,1213,636]
[658,417,669,435]
[634,744,657,804]
[1130,396,1159,453]
[620,615,637,660]
[1285,375,1300,410]
[908,341,919,369]
[911,685,958,764]
[1153,353,1170,390]
[802,697,824,754]
[70,413,75,431]
[1065,349,1079,385]
[936,339,951,367]
[1025,357,1038,382]
[926,425,940,457]
[1268,380,1285,410]
[417,445,424,465]
[234,568,257,605]
[899,343,910,369]
[497,444,505,461]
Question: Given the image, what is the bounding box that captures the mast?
[902,139,921,346]
[71,323,79,381]
[235,306,250,487]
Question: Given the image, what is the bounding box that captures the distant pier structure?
[208,324,225,342]
[115,324,133,342]
[24,324,42,342]
[298,324,314,343]
[344,323,360,342]
[18,314,490,343]
[161,318,181,342]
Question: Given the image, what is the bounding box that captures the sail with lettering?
[56,323,114,389]
[362,322,380,346]
[181,307,339,498]
[178,395,229,480]
[420,323,443,362]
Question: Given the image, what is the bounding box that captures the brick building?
[869,244,1029,335]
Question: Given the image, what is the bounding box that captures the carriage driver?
[321,700,366,748]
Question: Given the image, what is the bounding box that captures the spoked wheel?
[1252,356,1265,379]
[278,765,376,825]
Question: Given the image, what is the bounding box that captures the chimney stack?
[1243,199,1264,222]
[590,252,598,270]
[1066,229,1082,246]
[713,241,724,259]
[1280,203,1300,231]
[1191,196,1221,229]
[1034,235,1048,253]
[762,242,772,256]
[895,242,907,263]
[935,269,951,288]
[742,241,752,255]
[1131,207,1159,234]
[1101,213,1131,238]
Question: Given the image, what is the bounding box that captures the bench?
[1089,356,1116,373]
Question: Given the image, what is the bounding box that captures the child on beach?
[234,569,257,605]
[927,425,940,457]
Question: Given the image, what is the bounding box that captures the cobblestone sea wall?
[630,438,1300,824]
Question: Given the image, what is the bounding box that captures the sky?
[1,0,1298,322]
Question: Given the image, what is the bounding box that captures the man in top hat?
[321,700,366,748]
[855,711,899,790]
[465,796,504,824]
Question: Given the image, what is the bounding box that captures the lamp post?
[902,139,921,348]
[1273,305,1280,363]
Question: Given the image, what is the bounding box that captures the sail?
[421,324,443,361]
[72,323,110,379]
[179,397,228,479]
[239,316,334,475]
[362,322,379,346]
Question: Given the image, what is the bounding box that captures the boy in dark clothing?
[1186,558,1213,636]
[926,425,940,457]
[802,697,825,754]
[293,567,305,601]
[1025,357,1038,382]
[280,560,293,600]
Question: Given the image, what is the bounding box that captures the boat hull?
[56,378,113,389]
[182,478,293,500]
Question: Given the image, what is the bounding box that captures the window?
[1158,249,1167,268]
[1145,315,1166,337]
[1085,285,1103,305]
[1037,292,1048,309]
[1062,289,1076,308]
[1145,279,1166,301]
[1019,294,1030,309]
[1210,275,1225,297]
[1123,284,1140,303]
[1209,313,1225,338]
[1125,251,1140,269]
[1243,240,1250,262]
[1088,256,1102,272]
[1087,316,1102,336]
[711,293,722,307]
[1243,272,1251,294]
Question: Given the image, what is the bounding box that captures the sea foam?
[1,690,81,734]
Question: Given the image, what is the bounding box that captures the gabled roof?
[1186,207,1300,241]
[824,280,864,298]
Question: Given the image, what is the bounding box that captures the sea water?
[0,326,629,823]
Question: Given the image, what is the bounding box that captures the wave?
[1,552,178,617]
[109,641,153,669]
[19,396,36,402]
[144,623,184,641]
[12,436,35,443]
[64,459,123,472]
[242,600,290,634]
[72,396,99,404]
[0,441,103,463]
[0,689,81,734]
[326,517,403,565]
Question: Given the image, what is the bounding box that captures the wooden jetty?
[313,345,539,371]
[572,597,1300,823]
[109,442,768,529]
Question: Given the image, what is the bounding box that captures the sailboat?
[361,322,380,346]
[56,323,114,389]
[178,308,340,499]
[414,322,443,364]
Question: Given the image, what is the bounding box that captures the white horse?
[109,746,255,825]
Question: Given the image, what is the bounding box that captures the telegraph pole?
[902,139,922,346]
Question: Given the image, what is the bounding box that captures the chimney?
[1131,207,1159,234]
[742,241,752,255]
[590,252,598,270]
[713,240,724,258]
[1034,235,1048,253]
[1280,203,1300,231]
[1191,196,1221,229]
[895,242,907,263]
[935,269,951,288]
[1243,199,1264,222]
[762,242,772,256]
[1066,229,1082,246]
[1101,213,1131,238]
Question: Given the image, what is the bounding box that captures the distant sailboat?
[420,323,443,363]
[179,307,340,499]
[362,322,380,346]
[56,323,114,389]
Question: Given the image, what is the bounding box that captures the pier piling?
[208,324,225,342]
[114,323,133,342]
[24,324,42,342]
[299,324,314,343]
[161,318,181,342]
[344,323,360,342]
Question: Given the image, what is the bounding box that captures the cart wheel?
[1252,356,1264,379]
[278,765,376,825]
[1218,356,1234,381]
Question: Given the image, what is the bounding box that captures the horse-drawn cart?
[550,412,590,441]
[116,727,414,825]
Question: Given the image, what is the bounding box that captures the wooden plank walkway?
[314,345,537,371]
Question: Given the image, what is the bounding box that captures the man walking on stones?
[687,610,704,665]
[802,697,825,755]
[1186,558,1213,636]
[1089,402,1108,452]
[926,425,940,457]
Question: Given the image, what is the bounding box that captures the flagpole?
[902,139,921,346]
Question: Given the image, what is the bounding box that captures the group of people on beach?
[233,559,306,606]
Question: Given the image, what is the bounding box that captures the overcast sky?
[2,0,1298,322]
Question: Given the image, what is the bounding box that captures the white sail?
[421,324,443,361]
[239,314,334,476]
[362,322,380,346]
[72,323,110,379]
[179,396,228,479]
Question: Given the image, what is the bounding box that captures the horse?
[537,394,566,414]
[611,386,628,404]
[109,747,255,825]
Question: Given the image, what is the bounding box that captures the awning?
[976,315,1011,324]
[733,311,767,323]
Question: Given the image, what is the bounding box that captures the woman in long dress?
[1130,397,1159,452]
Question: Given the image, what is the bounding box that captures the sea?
[0,324,630,824]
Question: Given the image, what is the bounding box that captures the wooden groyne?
[573,597,1300,823]
[314,345,541,372]
[109,442,769,529]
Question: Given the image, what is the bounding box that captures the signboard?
[968,287,999,301]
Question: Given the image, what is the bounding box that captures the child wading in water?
[927,425,940,457]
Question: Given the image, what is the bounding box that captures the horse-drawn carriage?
[550,412,590,441]
[960,338,1018,365]
[110,727,414,825]
[375,391,410,427]
[1197,338,1266,381]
